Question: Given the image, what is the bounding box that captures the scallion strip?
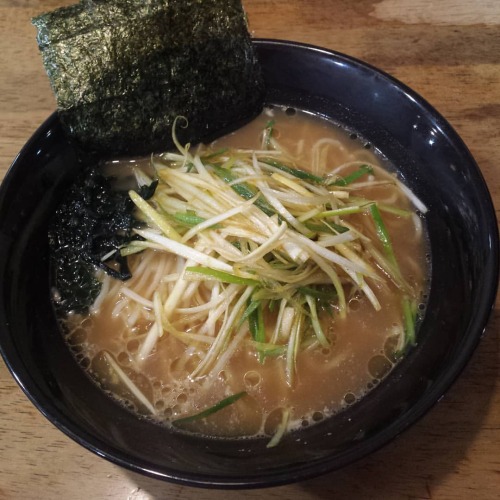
[172,391,247,426]
[377,204,412,218]
[305,295,330,348]
[134,229,232,272]
[239,299,262,328]
[212,166,275,217]
[185,266,260,286]
[263,120,275,149]
[298,286,337,302]
[260,158,324,184]
[266,408,291,448]
[304,221,350,234]
[248,301,266,363]
[129,190,182,242]
[317,204,372,218]
[369,203,399,271]
[250,342,286,358]
[173,212,210,228]
[104,352,156,414]
[201,147,229,160]
[285,311,303,386]
[402,296,416,346]
[254,303,266,343]
[330,165,373,186]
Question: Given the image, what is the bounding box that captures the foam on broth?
[61,107,429,440]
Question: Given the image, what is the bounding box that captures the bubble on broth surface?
[126,338,140,354]
[244,370,261,388]
[80,357,91,370]
[176,392,188,404]
[344,392,357,405]
[123,400,137,412]
[66,326,88,345]
[312,411,324,422]
[170,357,188,378]
[384,333,402,362]
[117,351,130,365]
[70,344,84,355]
[81,317,93,329]
[368,355,393,380]
[348,297,361,311]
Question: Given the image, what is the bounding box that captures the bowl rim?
[0,38,498,489]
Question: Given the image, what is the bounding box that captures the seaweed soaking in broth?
[52,107,429,446]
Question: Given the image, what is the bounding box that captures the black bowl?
[0,40,498,488]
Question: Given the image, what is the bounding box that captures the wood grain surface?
[0,1,499,498]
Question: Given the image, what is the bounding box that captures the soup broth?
[59,107,428,442]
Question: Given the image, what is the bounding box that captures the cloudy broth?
[61,107,429,440]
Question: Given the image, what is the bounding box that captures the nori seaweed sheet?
[32,0,264,156]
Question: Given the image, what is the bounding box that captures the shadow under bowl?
[0,40,498,488]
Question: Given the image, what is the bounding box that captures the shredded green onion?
[129,190,182,242]
[172,391,248,426]
[260,158,324,184]
[266,408,291,448]
[248,300,266,362]
[369,203,399,272]
[201,147,229,160]
[330,165,373,186]
[118,116,426,445]
[402,296,417,346]
[185,266,260,286]
[212,165,275,216]
[263,120,275,149]
[173,211,210,228]
[304,221,349,234]
[305,295,330,347]
[318,204,372,218]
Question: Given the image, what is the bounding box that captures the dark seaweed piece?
[137,179,159,200]
[52,254,102,314]
[32,0,265,156]
[49,167,152,313]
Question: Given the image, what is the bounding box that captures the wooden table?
[1,1,499,498]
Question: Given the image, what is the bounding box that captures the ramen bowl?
[0,40,498,488]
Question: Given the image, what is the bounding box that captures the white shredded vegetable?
[82,114,425,448]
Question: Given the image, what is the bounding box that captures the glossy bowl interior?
[0,40,498,488]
